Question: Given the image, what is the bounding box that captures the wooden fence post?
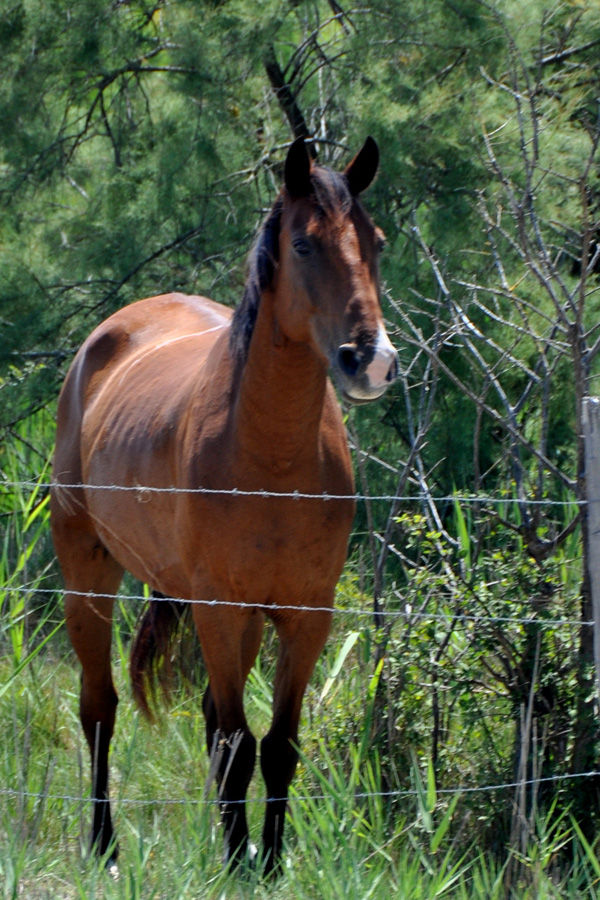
[583,396,600,700]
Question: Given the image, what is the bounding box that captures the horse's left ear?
[344,136,379,196]
[285,137,312,198]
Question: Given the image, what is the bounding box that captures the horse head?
[276,136,399,404]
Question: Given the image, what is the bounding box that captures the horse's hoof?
[107,863,120,881]
[92,835,119,870]
[260,851,283,881]
[222,840,259,878]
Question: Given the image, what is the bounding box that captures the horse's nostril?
[386,354,399,383]
[338,344,361,378]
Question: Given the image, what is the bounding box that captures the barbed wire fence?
[1,463,599,821]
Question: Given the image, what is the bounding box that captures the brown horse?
[50,136,398,874]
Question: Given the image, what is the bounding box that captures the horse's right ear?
[284,137,312,198]
[344,136,379,196]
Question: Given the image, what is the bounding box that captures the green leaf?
[453,494,471,572]
[319,630,360,703]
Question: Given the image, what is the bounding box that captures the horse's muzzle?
[336,326,399,403]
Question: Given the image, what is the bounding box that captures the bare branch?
[539,38,600,67]
[263,45,316,152]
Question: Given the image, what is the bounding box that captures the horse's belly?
[84,487,353,606]
[82,484,185,592]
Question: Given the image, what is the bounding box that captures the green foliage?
[4,0,595,436]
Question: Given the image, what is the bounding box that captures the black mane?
[229,166,353,362]
[229,197,283,363]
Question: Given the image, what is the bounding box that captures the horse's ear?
[344,136,379,196]
[284,137,312,198]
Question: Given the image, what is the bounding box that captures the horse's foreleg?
[211,726,257,866]
[261,608,332,875]
[195,607,263,868]
[202,610,264,753]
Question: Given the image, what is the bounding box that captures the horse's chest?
[199,496,353,602]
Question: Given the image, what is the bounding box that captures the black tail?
[130,592,191,720]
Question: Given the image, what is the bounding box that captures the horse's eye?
[292,237,312,257]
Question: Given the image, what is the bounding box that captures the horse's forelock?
[310,166,353,219]
[256,197,283,289]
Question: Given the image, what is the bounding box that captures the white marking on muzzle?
[365,324,398,390]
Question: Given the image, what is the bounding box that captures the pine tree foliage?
[0,0,515,427]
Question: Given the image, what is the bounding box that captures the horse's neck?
[234,294,328,473]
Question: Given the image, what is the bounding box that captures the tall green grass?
[3,645,600,899]
[2,416,599,897]
[1,442,62,702]
[2,606,600,899]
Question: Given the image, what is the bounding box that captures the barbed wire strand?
[7,585,593,629]
[0,478,586,506]
[1,770,598,809]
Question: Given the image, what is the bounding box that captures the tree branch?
[263,45,317,155]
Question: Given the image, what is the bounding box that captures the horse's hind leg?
[260,607,332,876]
[53,511,123,861]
